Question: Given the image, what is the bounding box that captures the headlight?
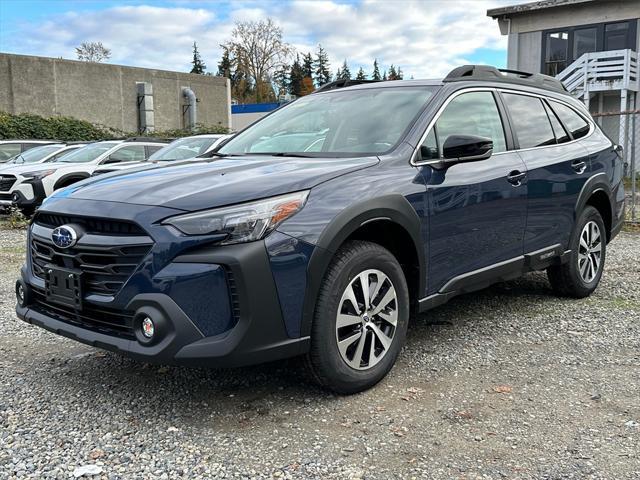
[163,190,309,244]
[22,169,56,180]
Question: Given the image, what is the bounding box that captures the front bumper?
[17,226,310,367]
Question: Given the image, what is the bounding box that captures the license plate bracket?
[44,265,83,309]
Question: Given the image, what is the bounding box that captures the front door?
[417,90,528,294]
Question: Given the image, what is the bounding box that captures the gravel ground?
[0,227,639,479]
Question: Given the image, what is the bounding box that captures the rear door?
[417,89,528,294]
[500,91,591,253]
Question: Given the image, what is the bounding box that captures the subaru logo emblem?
[51,225,78,249]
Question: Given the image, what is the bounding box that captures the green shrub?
[0,111,229,142]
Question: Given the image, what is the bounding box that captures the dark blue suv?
[16,66,625,393]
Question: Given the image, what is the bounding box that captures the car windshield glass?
[8,144,62,164]
[219,86,437,157]
[149,137,220,161]
[57,142,118,163]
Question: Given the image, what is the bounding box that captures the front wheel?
[547,206,606,298]
[306,241,409,394]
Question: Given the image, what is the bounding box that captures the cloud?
[2,0,529,78]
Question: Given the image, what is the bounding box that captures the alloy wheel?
[578,220,602,283]
[335,269,398,370]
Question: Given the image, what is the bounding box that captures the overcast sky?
[0,0,529,79]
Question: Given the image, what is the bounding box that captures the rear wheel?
[306,241,409,394]
[547,206,606,298]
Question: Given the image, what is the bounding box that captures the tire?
[547,206,606,298]
[306,240,409,394]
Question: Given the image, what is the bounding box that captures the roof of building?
[487,0,594,18]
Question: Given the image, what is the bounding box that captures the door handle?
[507,170,526,186]
[571,160,587,174]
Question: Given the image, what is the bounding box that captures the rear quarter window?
[548,100,591,140]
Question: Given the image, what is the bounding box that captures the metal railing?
[557,49,639,100]
[592,109,639,223]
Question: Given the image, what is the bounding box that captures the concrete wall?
[0,53,231,132]
[507,31,542,72]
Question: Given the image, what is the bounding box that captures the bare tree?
[76,42,111,62]
[223,19,292,102]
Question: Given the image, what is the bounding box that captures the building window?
[605,22,631,51]
[545,31,569,76]
[573,27,597,58]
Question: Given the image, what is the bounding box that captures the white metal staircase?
[556,49,638,107]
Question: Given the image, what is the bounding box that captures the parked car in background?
[16,66,624,393]
[1,142,89,167]
[2,138,168,214]
[91,134,232,175]
[0,140,61,162]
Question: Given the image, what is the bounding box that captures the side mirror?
[442,135,493,163]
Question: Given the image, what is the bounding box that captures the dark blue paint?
[265,231,315,338]
[232,103,281,114]
[153,263,234,337]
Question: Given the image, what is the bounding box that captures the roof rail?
[122,137,174,143]
[443,65,567,93]
[314,78,382,93]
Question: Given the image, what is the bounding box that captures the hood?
[55,155,379,211]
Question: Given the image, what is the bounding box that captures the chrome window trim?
[411,86,596,167]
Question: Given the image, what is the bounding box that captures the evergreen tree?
[372,59,381,81]
[335,67,342,81]
[289,54,304,97]
[388,64,398,80]
[217,47,232,78]
[339,59,351,80]
[355,67,366,80]
[397,67,404,80]
[302,52,314,78]
[190,41,206,74]
[382,70,387,81]
[272,64,289,98]
[314,44,331,86]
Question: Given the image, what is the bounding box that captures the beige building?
[0,53,232,133]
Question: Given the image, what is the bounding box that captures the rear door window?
[502,93,556,149]
[548,100,590,140]
[543,101,570,144]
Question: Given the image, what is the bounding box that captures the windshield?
[8,144,63,164]
[149,136,220,161]
[58,142,118,163]
[219,86,436,157]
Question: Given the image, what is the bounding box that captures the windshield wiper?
[256,152,315,158]
[198,152,245,158]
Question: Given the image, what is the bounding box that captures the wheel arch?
[299,194,425,337]
[53,173,90,190]
[574,173,613,242]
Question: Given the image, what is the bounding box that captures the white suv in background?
[0,140,61,162]
[1,138,168,214]
[1,142,88,167]
[92,134,231,175]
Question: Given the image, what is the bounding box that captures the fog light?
[141,317,155,338]
[16,280,31,308]
[12,193,19,203]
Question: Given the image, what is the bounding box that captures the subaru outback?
[16,66,625,393]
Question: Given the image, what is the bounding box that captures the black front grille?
[30,287,135,339]
[0,193,12,201]
[0,175,16,192]
[31,238,152,296]
[34,213,146,236]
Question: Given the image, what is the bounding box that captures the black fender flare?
[299,194,425,337]
[53,173,90,190]
[572,172,613,239]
